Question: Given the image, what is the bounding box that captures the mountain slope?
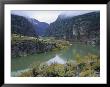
[30,19,49,36]
[46,12,100,44]
[11,14,38,37]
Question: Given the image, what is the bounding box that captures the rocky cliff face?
[11,38,56,57]
[46,12,100,45]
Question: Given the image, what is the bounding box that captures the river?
[11,43,99,76]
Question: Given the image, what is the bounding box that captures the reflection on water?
[46,54,66,65]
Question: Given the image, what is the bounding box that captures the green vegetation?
[11,34,38,44]
[19,54,100,77]
[12,34,69,45]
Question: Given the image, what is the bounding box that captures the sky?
[11,10,97,24]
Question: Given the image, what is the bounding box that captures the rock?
[11,40,56,58]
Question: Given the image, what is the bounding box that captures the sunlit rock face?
[46,54,66,65]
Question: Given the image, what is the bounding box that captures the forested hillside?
[11,14,38,37]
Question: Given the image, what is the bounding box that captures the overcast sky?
[11,10,98,24]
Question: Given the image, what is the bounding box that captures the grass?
[11,34,38,44]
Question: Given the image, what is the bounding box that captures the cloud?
[11,10,98,24]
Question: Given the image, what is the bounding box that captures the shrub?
[79,69,94,77]
[19,54,100,77]
[20,70,33,77]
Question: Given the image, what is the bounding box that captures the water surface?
[11,43,99,74]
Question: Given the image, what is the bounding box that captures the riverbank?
[11,34,70,58]
[16,54,100,77]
